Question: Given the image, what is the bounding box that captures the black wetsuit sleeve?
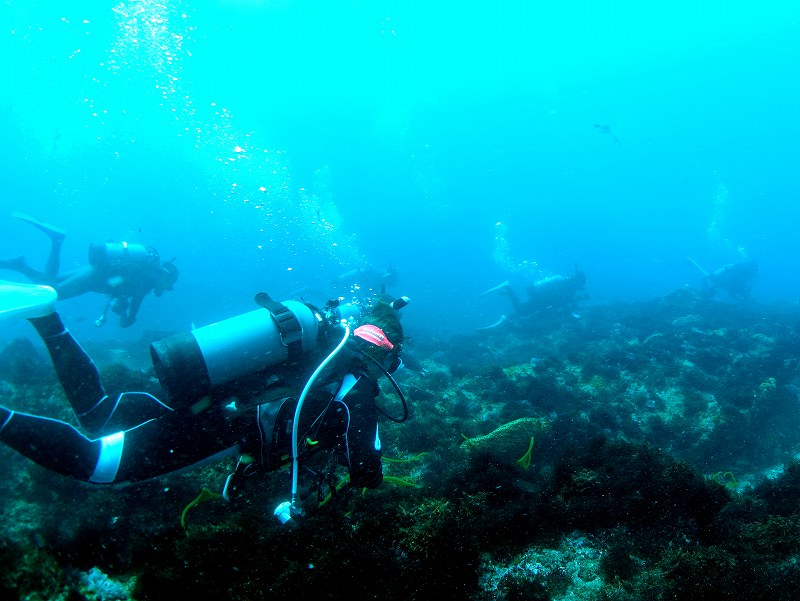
[343,377,383,489]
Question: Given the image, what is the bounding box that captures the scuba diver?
[687,254,758,301]
[0,281,411,524]
[593,123,620,144]
[333,262,399,301]
[0,212,178,328]
[478,264,588,329]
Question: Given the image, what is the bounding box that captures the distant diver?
[593,123,620,144]
[0,212,179,328]
[687,256,758,301]
[478,265,588,329]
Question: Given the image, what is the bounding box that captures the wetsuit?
[0,313,383,489]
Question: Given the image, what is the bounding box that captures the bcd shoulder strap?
[254,292,303,362]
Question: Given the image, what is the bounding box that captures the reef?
[2,289,800,600]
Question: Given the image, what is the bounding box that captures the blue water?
[1,0,799,345]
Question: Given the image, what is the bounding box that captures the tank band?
[254,292,304,361]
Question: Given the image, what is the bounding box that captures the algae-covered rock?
[461,417,549,465]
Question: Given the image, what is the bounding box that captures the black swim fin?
[12,212,66,240]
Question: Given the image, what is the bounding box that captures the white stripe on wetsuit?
[90,431,125,483]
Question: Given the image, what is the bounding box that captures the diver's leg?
[108,411,243,483]
[27,313,108,433]
[44,231,64,279]
[506,287,524,313]
[51,266,97,300]
[0,406,102,481]
[0,256,48,283]
[27,314,172,436]
[92,392,174,434]
[12,212,66,279]
[0,405,239,484]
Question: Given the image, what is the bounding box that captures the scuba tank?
[149,295,361,402]
[89,242,156,267]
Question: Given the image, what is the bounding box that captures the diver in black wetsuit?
[0,284,411,523]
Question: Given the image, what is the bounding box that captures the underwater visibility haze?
[1,1,800,599]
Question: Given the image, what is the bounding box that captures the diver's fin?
[0,280,57,321]
[478,280,511,297]
[686,258,710,277]
[476,314,508,331]
[12,212,66,241]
